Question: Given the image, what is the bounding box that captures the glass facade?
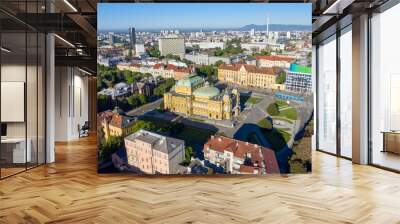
[339,26,352,158]
[317,35,337,154]
[370,3,400,171]
[316,24,353,159]
[0,1,46,179]
[315,0,400,171]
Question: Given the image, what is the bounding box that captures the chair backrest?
[82,121,90,129]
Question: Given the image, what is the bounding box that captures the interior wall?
[1,64,28,138]
[55,66,69,141]
[55,67,89,141]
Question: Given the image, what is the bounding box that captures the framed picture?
[97,3,312,175]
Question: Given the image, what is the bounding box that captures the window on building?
[370,3,400,171]
[317,35,337,154]
[339,26,353,158]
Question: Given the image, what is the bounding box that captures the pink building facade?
[124,129,185,174]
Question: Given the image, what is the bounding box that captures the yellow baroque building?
[164,75,240,120]
[218,64,285,90]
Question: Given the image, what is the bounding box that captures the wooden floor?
[1,136,400,224]
[372,150,400,171]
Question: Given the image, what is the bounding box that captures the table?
[382,131,400,154]
[1,138,31,164]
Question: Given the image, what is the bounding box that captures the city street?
[126,98,163,117]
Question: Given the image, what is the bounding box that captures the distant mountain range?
[99,24,311,33]
[239,24,311,32]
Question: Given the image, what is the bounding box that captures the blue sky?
[98,3,311,31]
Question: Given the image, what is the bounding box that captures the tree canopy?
[276,71,286,84]
[153,78,175,96]
[197,65,217,83]
[147,46,161,58]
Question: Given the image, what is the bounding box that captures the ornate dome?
[193,86,220,98]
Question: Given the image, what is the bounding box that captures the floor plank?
[0,135,399,224]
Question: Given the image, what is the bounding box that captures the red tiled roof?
[255,55,294,62]
[239,164,260,174]
[174,66,193,73]
[109,114,123,127]
[204,136,280,174]
[98,110,135,129]
[219,64,279,75]
[261,146,280,174]
[166,64,175,70]
[153,63,192,73]
[130,63,141,68]
[153,63,164,69]
[109,114,135,128]
[97,111,114,125]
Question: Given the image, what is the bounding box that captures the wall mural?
[97,3,313,175]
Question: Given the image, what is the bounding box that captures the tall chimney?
[266,16,270,39]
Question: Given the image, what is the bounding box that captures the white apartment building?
[158,37,185,56]
[186,41,225,49]
[184,54,230,65]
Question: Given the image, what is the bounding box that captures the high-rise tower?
[129,27,136,53]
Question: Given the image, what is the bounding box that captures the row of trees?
[97,92,148,113]
[212,38,244,57]
[147,46,161,58]
[97,64,123,91]
[97,64,151,92]
[276,71,286,84]
[154,78,175,96]
[97,64,150,112]
[196,60,225,83]
[98,77,175,113]
[252,49,272,57]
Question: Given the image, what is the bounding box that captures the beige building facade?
[164,75,240,120]
[218,64,285,90]
[117,63,192,80]
[98,110,136,140]
[255,55,294,68]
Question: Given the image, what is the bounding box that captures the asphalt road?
[126,98,163,117]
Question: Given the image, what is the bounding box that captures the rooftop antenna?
[266,16,270,39]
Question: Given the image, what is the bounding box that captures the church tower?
[232,88,240,117]
[102,118,110,140]
[223,92,232,120]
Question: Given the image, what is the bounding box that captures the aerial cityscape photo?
[97,3,313,175]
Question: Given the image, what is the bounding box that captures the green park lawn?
[271,116,294,124]
[190,117,205,123]
[279,108,298,120]
[258,119,272,129]
[175,126,215,145]
[275,100,289,108]
[139,116,170,130]
[241,96,262,106]
[246,97,262,104]
[267,100,298,120]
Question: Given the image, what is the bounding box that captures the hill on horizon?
[99,23,311,33]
